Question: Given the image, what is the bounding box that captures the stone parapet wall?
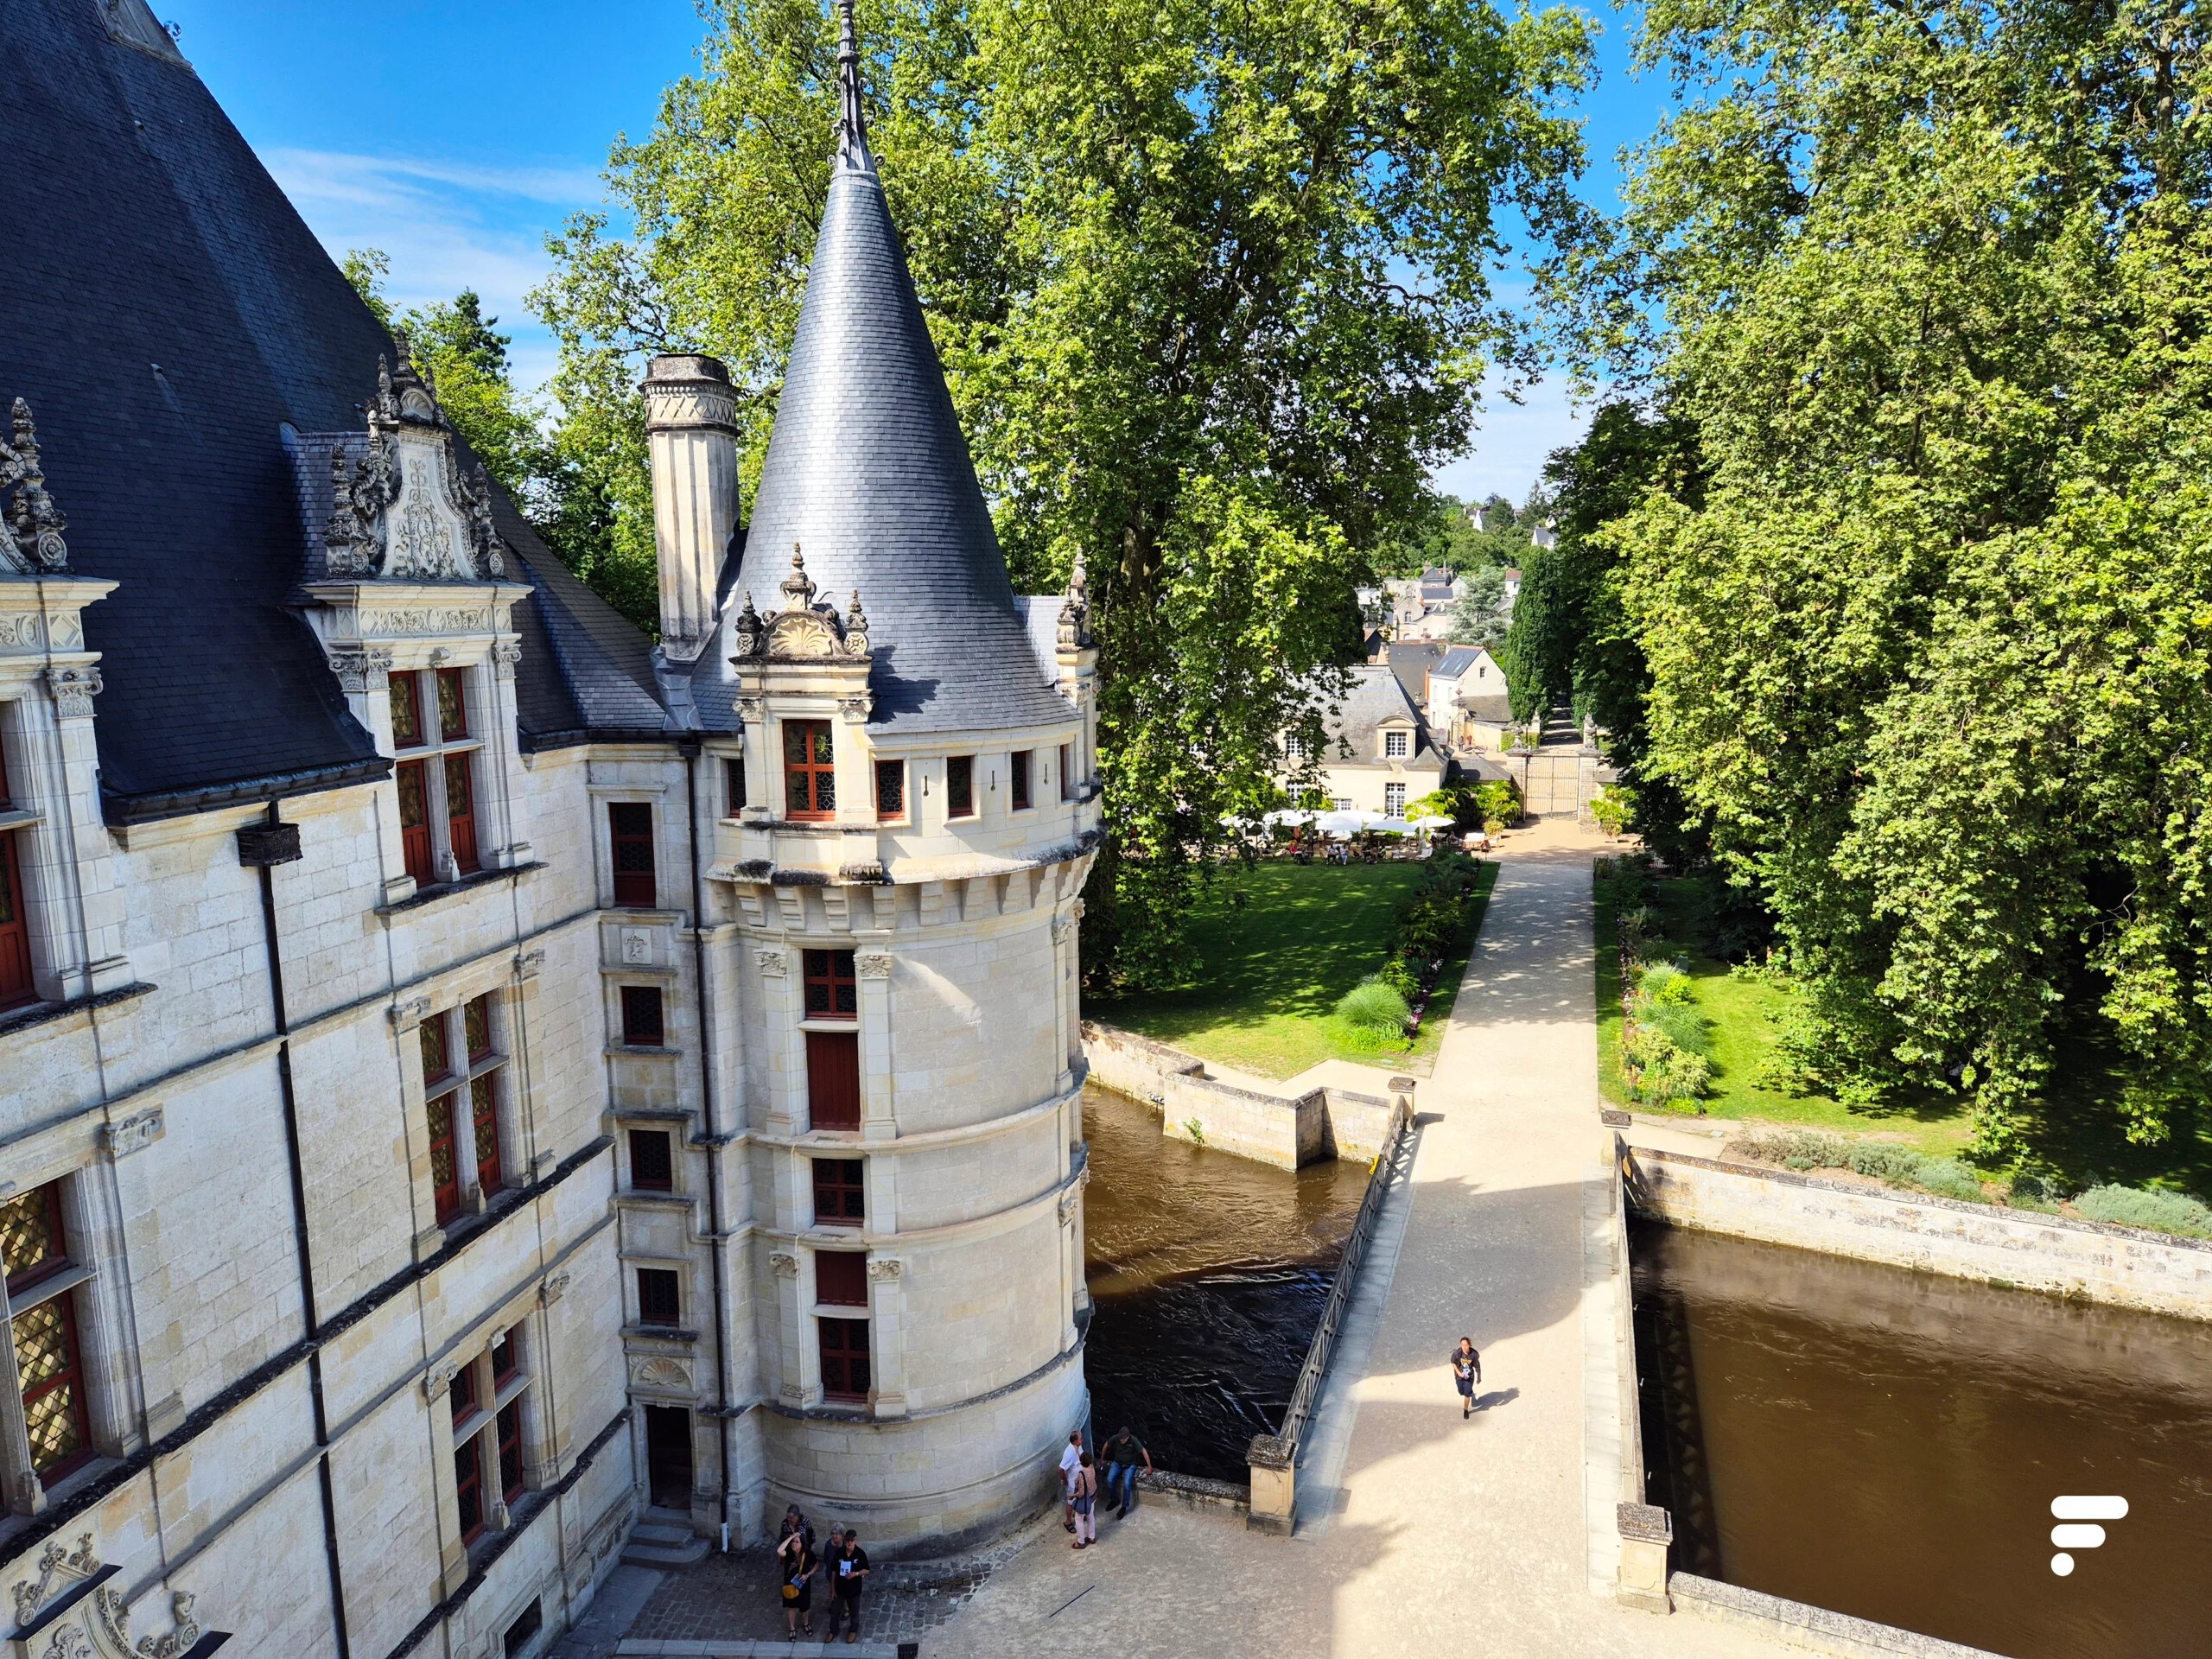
[1081,1021,1399,1168]
[1627,1145,2212,1322]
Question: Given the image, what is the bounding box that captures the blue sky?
[164,0,1667,505]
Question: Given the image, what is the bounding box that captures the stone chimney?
[641,353,740,663]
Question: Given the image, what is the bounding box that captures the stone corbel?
[855,950,893,980]
[768,1251,799,1278]
[734,696,766,724]
[1058,1186,1081,1224]
[756,947,789,979]
[423,1359,460,1402]
[389,995,432,1030]
[513,947,546,982]
[865,1257,902,1281]
[99,1109,164,1160]
[539,1270,571,1307]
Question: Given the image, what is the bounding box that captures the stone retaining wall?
[1627,1144,2212,1322]
[1672,1573,2005,1659]
[1081,1020,1400,1167]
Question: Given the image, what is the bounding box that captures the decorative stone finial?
[1057,547,1092,648]
[782,544,817,607]
[733,593,765,658]
[1,398,68,575]
[836,0,874,173]
[845,589,869,653]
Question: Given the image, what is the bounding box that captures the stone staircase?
[620,1507,711,1569]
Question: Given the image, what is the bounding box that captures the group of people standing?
[1058,1426,1153,1549]
[772,1508,872,1643]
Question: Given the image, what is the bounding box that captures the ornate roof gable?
[297,334,505,583]
[730,548,870,663]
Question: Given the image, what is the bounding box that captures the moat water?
[1632,1219,2212,1658]
[1081,1083,1370,1483]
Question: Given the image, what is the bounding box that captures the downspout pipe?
[238,804,353,1659]
[679,741,735,1539]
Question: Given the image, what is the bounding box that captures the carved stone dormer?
[305,334,505,585]
[729,549,871,665]
[7,1532,219,1658]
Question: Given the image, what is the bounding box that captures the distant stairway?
[621,1506,711,1567]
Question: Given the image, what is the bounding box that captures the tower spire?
[836,0,874,174]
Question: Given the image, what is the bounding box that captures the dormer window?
[1383,729,1410,760]
[391,668,481,887]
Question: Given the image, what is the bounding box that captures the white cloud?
[262,146,607,394]
[1430,378,1605,508]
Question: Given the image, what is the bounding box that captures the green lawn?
[1599,867,2212,1198]
[1091,860,1498,1080]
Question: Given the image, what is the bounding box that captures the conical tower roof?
[718,1,1071,734]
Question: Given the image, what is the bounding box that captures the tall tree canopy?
[1550,0,2211,1151]
[532,0,1592,982]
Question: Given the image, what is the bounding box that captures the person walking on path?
[1058,1428,1084,1532]
[1101,1426,1153,1519]
[776,1516,819,1637]
[826,1529,871,1643]
[1451,1337,1483,1419]
[1069,1453,1100,1549]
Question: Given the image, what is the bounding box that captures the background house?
[1286,666,1446,817]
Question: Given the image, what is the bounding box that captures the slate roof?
[694,29,1071,737]
[1457,693,1517,724]
[1382,642,1446,709]
[0,0,664,818]
[1322,666,1441,772]
[1432,645,1483,682]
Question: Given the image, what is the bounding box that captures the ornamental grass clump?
[1624,960,1713,1105]
[1335,976,1412,1046]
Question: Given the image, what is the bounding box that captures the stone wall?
[1627,1145,2212,1322]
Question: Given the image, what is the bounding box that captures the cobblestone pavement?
[623,1511,1049,1653]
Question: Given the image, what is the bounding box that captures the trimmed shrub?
[1336,976,1411,1037]
[1846,1142,1923,1183]
[1742,1129,1847,1171]
[2075,1185,2212,1238]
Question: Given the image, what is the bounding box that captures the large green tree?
[533,0,1593,983]
[1551,0,2212,1151]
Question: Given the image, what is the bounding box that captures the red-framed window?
[874,759,905,822]
[491,1325,519,1389]
[444,753,480,876]
[1059,742,1076,801]
[1,1183,92,1485]
[815,1251,868,1307]
[784,721,836,821]
[391,672,426,750]
[422,1016,461,1224]
[608,803,656,907]
[812,1158,864,1227]
[805,1031,861,1132]
[1011,749,1032,810]
[946,754,975,819]
[803,950,857,1020]
[630,1129,674,1192]
[497,1399,524,1503]
[466,994,503,1198]
[396,759,435,888]
[0,728,32,1011]
[437,668,469,741]
[620,985,664,1047]
[818,1318,871,1401]
[638,1268,681,1326]
[450,1363,486,1541]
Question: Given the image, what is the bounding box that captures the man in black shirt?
[1102,1425,1153,1519]
[826,1529,870,1643]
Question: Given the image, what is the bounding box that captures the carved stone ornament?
[728,548,870,664]
[316,336,506,582]
[756,947,789,978]
[854,950,893,980]
[0,398,68,575]
[836,693,873,724]
[13,1532,98,1627]
[865,1257,902,1281]
[1058,1186,1081,1224]
[492,640,523,679]
[327,645,395,695]
[1056,549,1092,649]
[769,1251,800,1278]
[629,1355,692,1392]
[734,695,766,724]
[539,1269,571,1306]
[1050,914,1074,945]
[513,948,546,982]
[101,1108,165,1160]
[0,613,41,650]
[47,664,101,719]
[388,994,432,1029]
[423,1359,460,1401]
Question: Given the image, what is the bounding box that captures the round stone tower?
[668,0,1100,1550]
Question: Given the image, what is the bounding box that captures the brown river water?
[1632,1218,2212,1658]
[1081,1084,1370,1483]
